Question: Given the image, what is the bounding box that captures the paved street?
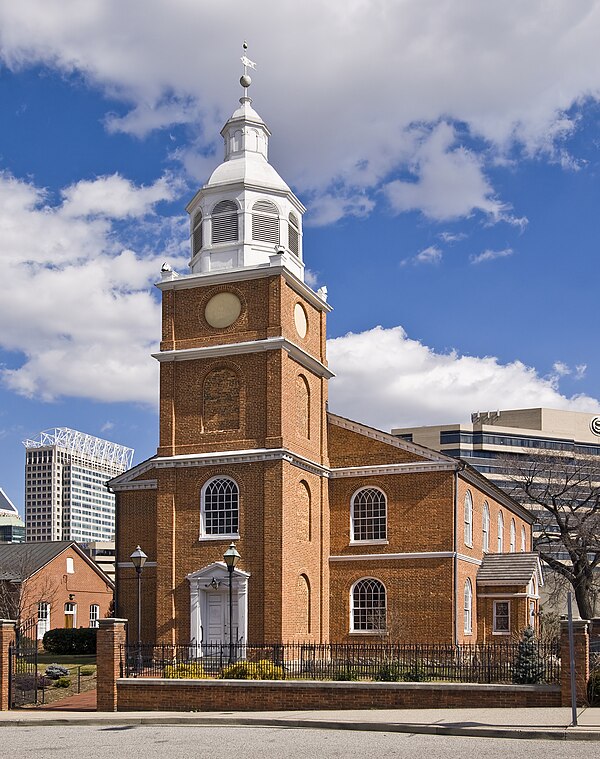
[2,725,590,758]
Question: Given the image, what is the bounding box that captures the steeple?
[186,44,306,280]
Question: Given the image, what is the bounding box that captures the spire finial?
[240,40,256,103]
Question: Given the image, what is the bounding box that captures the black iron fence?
[8,618,39,708]
[121,640,560,684]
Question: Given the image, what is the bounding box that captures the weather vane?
[240,40,256,98]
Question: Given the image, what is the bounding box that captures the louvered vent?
[211,200,239,244]
[252,200,279,245]
[288,212,300,257]
[192,211,203,255]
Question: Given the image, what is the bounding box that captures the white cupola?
[186,52,306,280]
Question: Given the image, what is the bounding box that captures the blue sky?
[1,1,599,515]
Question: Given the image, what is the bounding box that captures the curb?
[0,714,598,740]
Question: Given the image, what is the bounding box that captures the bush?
[220,659,284,680]
[53,677,71,688]
[375,663,402,682]
[588,672,600,706]
[45,664,70,680]
[43,628,97,655]
[375,662,430,682]
[163,662,207,679]
[13,673,49,691]
[79,667,95,677]
[334,669,358,681]
[512,627,546,684]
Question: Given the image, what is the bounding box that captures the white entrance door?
[206,592,239,646]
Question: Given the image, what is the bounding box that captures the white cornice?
[152,336,335,380]
[155,263,332,314]
[329,551,483,564]
[330,462,456,478]
[109,479,157,493]
[327,414,458,465]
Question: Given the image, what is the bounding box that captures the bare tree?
[502,450,600,619]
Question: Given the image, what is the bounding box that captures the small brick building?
[0,541,114,638]
[111,78,541,647]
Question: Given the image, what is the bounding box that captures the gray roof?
[477,552,543,586]
[0,541,80,582]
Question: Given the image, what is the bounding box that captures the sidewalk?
[0,706,599,740]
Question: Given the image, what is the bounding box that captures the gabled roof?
[0,541,114,587]
[477,552,543,586]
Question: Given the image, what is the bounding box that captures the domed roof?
[206,151,291,192]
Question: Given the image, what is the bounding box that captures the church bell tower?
[150,49,332,644]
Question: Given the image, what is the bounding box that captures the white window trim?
[493,600,510,635]
[497,511,504,552]
[66,556,74,574]
[89,604,100,628]
[509,519,516,553]
[463,579,473,635]
[349,577,387,633]
[482,502,490,553]
[349,486,387,544]
[200,475,240,540]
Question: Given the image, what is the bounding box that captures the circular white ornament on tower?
[205,292,242,329]
[294,303,308,338]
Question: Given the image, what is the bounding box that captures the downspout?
[453,462,466,645]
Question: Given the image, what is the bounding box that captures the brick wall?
[0,620,16,711]
[116,678,561,712]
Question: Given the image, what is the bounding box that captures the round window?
[204,292,242,329]
[294,303,308,338]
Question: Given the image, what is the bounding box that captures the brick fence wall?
[0,621,16,712]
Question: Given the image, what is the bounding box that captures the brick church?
[110,69,542,647]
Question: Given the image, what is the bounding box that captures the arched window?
[296,374,310,438]
[202,368,240,431]
[351,578,386,632]
[201,477,239,537]
[464,579,473,634]
[211,200,239,244]
[351,488,387,542]
[464,491,473,547]
[192,210,203,256]
[297,574,311,635]
[37,601,50,641]
[510,519,516,552]
[521,525,527,552]
[482,501,490,553]
[288,212,300,257]
[252,200,280,245]
[298,480,312,542]
[497,511,504,552]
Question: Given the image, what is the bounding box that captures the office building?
[0,488,25,543]
[23,428,133,543]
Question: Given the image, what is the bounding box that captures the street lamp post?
[130,545,147,674]
[223,542,241,664]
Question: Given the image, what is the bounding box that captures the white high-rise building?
[23,428,134,543]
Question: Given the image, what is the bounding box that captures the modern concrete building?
[80,540,116,583]
[23,428,133,543]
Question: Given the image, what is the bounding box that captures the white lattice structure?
[23,428,134,543]
[23,428,134,470]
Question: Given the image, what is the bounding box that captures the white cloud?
[0,2,599,221]
[384,123,512,222]
[327,326,600,430]
[438,231,466,243]
[470,247,514,264]
[402,245,443,266]
[0,171,187,404]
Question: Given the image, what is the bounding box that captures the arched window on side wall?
[201,477,240,537]
[482,501,490,553]
[510,519,516,552]
[351,578,386,632]
[464,579,473,634]
[521,525,527,552]
[296,374,310,438]
[464,491,473,547]
[497,511,504,552]
[351,488,387,542]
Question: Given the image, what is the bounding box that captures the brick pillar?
[97,619,127,712]
[0,620,17,711]
[560,618,590,707]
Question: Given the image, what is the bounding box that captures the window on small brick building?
[497,510,504,552]
[202,368,240,431]
[464,579,473,634]
[510,519,516,552]
[201,477,240,538]
[351,488,387,543]
[37,601,50,640]
[351,578,386,632]
[89,604,100,628]
[482,501,490,553]
[464,490,473,547]
[521,525,527,552]
[493,600,510,634]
